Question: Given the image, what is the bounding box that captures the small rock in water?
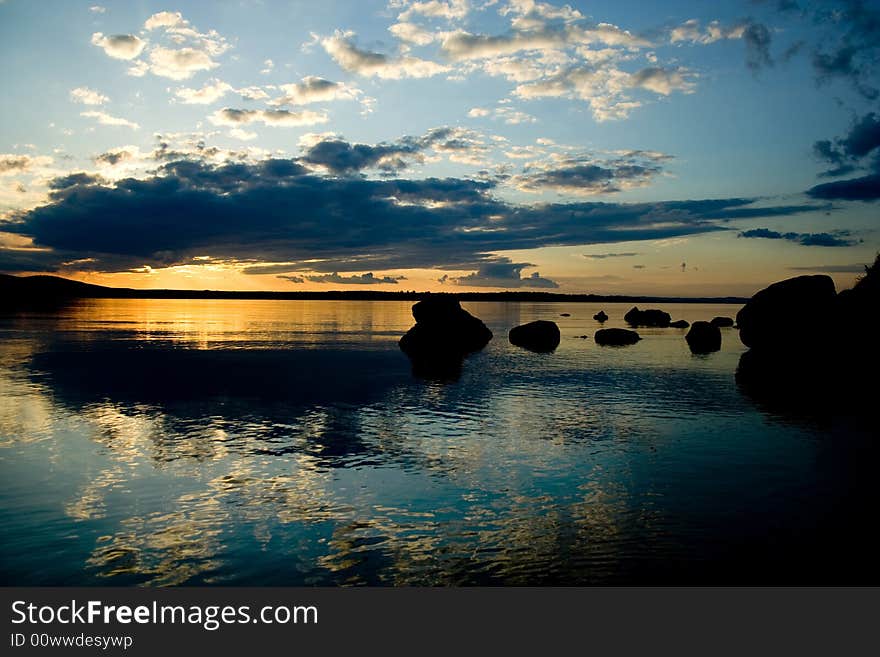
[593,310,608,322]
[595,328,641,346]
[669,319,690,328]
[560,313,571,317]
[509,320,561,352]
[624,306,671,328]
[685,321,722,353]
[710,316,734,328]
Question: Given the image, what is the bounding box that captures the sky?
[0,0,878,296]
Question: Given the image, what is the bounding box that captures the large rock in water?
[595,328,641,346]
[624,306,671,328]
[509,320,560,352]
[669,319,690,328]
[399,297,492,378]
[685,321,722,353]
[736,275,836,350]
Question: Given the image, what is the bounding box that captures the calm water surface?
[0,299,876,585]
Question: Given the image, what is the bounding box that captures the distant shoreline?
[0,273,748,305]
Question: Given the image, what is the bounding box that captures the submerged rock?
[736,275,836,350]
[509,320,561,352]
[685,321,722,353]
[399,296,492,379]
[669,319,690,328]
[624,306,671,328]
[595,328,641,346]
[710,316,734,328]
[593,310,608,322]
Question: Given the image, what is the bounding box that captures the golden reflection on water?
[0,298,765,585]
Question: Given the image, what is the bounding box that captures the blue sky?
[0,0,878,295]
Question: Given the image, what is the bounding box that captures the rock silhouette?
[560,313,571,317]
[593,310,608,322]
[736,275,836,350]
[595,328,641,346]
[509,320,561,352]
[685,321,722,353]
[669,319,690,328]
[710,316,734,328]
[399,296,492,379]
[624,306,671,328]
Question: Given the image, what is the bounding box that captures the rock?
[710,316,734,328]
[577,335,589,339]
[595,328,641,346]
[735,275,836,350]
[624,306,671,327]
[560,312,571,317]
[399,296,492,378]
[669,319,690,328]
[509,320,561,352]
[593,310,608,322]
[685,321,722,353]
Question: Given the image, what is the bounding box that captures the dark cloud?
[516,161,662,195]
[738,228,858,246]
[743,21,773,71]
[47,172,106,189]
[303,272,406,285]
[0,155,824,275]
[811,0,880,98]
[95,149,135,166]
[807,173,880,200]
[300,127,480,175]
[583,252,640,259]
[449,259,560,289]
[810,111,880,196]
[788,263,869,272]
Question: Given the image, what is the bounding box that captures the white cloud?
[237,86,270,101]
[229,128,258,141]
[629,67,696,95]
[468,107,491,117]
[91,32,146,60]
[0,154,53,176]
[144,11,185,31]
[396,0,470,22]
[89,5,106,14]
[174,79,233,104]
[260,59,274,74]
[321,30,448,79]
[80,110,140,130]
[149,46,218,80]
[389,21,439,46]
[669,19,746,45]
[272,76,361,105]
[208,108,329,128]
[70,87,109,105]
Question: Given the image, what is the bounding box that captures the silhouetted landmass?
[508,320,561,353]
[735,255,879,422]
[0,273,749,305]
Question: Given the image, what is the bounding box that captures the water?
[0,299,876,585]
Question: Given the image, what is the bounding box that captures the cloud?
[148,46,218,80]
[69,87,109,105]
[788,263,870,272]
[3,153,823,276]
[513,151,666,195]
[389,21,439,46]
[396,0,470,22]
[303,271,406,285]
[810,0,880,98]
[807,173,880,201]
[299,127,485,174]
[144,11,185,31]
[271,76,360,105]
[743,21,773,72]
[174,79,233,104]
[321,30,448,79]
[809,110,880,199]
[738,228,858,246]
[278,274,305,283]
[208,108,329,128]
[80,110,139,130]
[583,252,639,259]
[0,154,52,176]
[91,32,145,60]
[449,258,560,288]
[89,5,106,13]
[629,67,696,95]
[94,147,137,167]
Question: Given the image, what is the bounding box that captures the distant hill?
[0,273,749,304]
